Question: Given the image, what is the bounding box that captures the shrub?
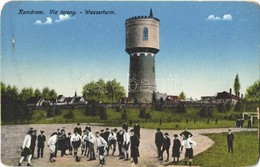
[139,108,146,119]
[63,110,74,119]
[199,106,213,117]
[234,101,243,112]
[99,106,108,120]
[121,108,128,120]
[226,101,233,111]
[217,103,225,113]
[176,102,186,113]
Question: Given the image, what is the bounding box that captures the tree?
[99,106,108,120]
[82,79,126,103]
[234,74,241,96]
[6,85,18,100]
[49,89,57,99]
[234,101,243,112]
[34,88,41,97]
[1,82,6,95]
[121,108,128,120]
[42,87,50,99]
[105,79,126,103]
[244,80,260,102]
[217,103,226,113]
[178,91,186,101]
[19,87,34,101]
[199,106,213,117]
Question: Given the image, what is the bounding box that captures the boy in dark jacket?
[160,133,170,161]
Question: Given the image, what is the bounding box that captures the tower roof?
[125,9,159,22]
[149,9,153,18]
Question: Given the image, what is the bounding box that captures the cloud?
[223,14,232,21]
[55,14,71,23]
[35,17,52,25]
[207,14,232,21]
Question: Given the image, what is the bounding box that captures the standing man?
[122,121,128,132]
[103,128,110,156]
[96,131,107,166]
[181,136,196,166]
[227,129,234,153]
[18,130,33,166]
[122,129,130,160]
[180,127,193,139]
[48,132,58,162]
[117,129,124,158]
[160,133,170,161]
[155,128,164,158]
[70,130,82,157]
[87,129,96,161]
[108,129,117,156]
[130,129,140,165]
[133,122,141,139]
[74,123,82,136]
[172,134,181,163]
[37,130,46,158]
[30,130,37,159]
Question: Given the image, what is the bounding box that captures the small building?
[166,95,180,104]
[27,96,45,106]
[56,95,65,103]
[64,97,74,104]
[201,96,217,104]
[216,91,239,105]
[73,96,85,104]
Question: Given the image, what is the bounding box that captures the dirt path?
[1,124,257,167]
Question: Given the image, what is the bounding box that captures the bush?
[99,106,108,120]
[217,103,225,113]
[146,112,152,119]
[63,110,74,119]
[234,101,243,112]
[176,102,186,113]
[226,101,233,111]
[199,106,213,117]
[121,108,128,120]
[139,108,146,119]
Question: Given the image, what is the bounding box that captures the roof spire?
[149,8,153,18]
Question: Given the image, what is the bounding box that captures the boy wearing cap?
[160,133,171,161]
[172,134,181,163]
[37,130,46,158]
[155,128,164,158]
[95,131,107,166]
[130,129,140,165]
[180,127,193,140]
[18,130,33,166]
[30,130,37,159]
[227,129,234,153]
[74,123,82,136]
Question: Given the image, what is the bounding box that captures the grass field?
[27,107,258,130]
[189,131,259,167]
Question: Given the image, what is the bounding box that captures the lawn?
[190,131,259,167]
[28,107,258,130]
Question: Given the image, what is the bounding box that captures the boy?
[48,132,58,162]
[160,133,171,161]
[181,136,196,166]
[96,131,107,166]
[18,130,33,166]
[37,130,46,158]
[130,129,140,165]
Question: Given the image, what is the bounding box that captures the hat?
[40,130,44,133]
[68,132,71,135]
[30,127,33,130]
[96,131,100,134]
[164,133,169,136]
[157,128,161,131]
[114,128,118,131]
[174,134,178,137]
[28,130,33,135]
[101,129,104,132]
[106,128,109,130]
[77,123,80,125]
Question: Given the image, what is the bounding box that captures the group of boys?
[18,122,141,166]
[18,128,46,166]
[155,127,196,166]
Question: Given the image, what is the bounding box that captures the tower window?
[143,27,148,41]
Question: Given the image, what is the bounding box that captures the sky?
[1,1,260,99]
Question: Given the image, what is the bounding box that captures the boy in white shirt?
[70,130,82,157]
[122,129,130,161]
[18,130,33,166]
[181,137,196,166]
[96,131,107,166]
[48,132,58,162]
[108,129,117,156]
